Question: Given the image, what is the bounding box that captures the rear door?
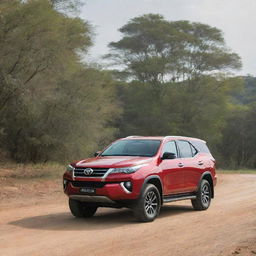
[186,140,212,190]
[175,140,197,192]
[159,140,184,195]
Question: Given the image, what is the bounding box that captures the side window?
[176,140,192,158]
[190,144,197,157]
[191,141,210,153]
[162,141,178,158]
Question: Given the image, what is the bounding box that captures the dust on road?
[0,174,255,256]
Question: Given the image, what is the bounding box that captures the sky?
[80,0,256,76]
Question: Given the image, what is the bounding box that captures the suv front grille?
[73,167,109,178]
[71,181,107,188]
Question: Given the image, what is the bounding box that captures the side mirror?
[94,151,101,157]
[162,152,176,160]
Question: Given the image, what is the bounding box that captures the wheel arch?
[141,175,163,204]
[199,171,214,198]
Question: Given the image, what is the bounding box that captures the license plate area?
[80,187,95,194]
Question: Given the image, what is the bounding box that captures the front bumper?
[64,179,140,202]
[69,195,116,204]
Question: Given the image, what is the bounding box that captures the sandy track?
[0,174,255,256]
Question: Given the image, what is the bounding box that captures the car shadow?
[9,205,194,231]
[159,204,193,218]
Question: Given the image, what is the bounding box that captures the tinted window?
[191,141,210,153]
[177,140,192,158]
[101,139,161,157]
[162,141,177,157]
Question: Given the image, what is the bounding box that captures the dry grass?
[0,162,65,180]
[0,163,255,181]
[218,169,256,174]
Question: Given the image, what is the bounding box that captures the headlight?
[109,164,146,174]
[66,164,74,173]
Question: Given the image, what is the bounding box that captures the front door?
[160,140,184,195]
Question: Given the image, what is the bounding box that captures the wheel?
[133,184,161,222]
[191,179,212,211]
[69,199,98,218]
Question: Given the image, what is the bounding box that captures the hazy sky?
[80,0,256,75]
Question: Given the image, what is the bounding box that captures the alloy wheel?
[201,184,210,206]
[144,190,158,217]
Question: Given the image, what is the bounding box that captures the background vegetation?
[0,0,255,169]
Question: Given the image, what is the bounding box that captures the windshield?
[101,139,161,157]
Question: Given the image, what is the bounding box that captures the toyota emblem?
[84,168,94,175]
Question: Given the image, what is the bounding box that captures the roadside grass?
[0,163,256,181]
[0,162,65,180]
[218,169,256,174]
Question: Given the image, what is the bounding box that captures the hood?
[73,156,153,168]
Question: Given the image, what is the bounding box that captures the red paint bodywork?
[63,136,217,202]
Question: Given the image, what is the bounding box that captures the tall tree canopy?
[0,0,91,112]
[0,0,120,162]
[107,14,242,84]
[0,3,255,169]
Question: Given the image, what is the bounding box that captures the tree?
[0,0,91,112]
[117,76,243,149]
[232,75,256,104]
[0,0,120,162]
[218,76,256,168]
[218,103,256,168]
[106,14,241,84]
[49,0,83,15]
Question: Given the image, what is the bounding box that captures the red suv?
[63,136,217,222]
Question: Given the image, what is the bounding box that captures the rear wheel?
[69,199,98,218]
[191,179,211,211]
[133,184,161,222]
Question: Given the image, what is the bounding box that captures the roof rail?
[126,135,142,138]
[164,135,205,142]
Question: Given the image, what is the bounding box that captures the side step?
[163,193,197,203]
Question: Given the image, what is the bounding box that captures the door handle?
[198,161,204,166]
[178,163,184,167]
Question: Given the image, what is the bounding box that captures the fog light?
[63,179,68,190]
[123,181,133,192]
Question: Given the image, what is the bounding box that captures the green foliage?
[117,76,243,150]
[232,76,256,104]
[218,100,256,169]
[50,0,84,15]
[108,14,255,169]
[0,4,255,170]
[0,0,120,162]
[0,0,91,111]
[107,14,242,84]
[214,76,256,168]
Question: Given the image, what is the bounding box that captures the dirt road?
[0,174,256,256]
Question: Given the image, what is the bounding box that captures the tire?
[133,184,161,222]
[69,199,98,218]
[191,179,212,211]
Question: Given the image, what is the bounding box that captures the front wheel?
[69,199,98,218]
[191,179,212,211]
[133,184,161,222]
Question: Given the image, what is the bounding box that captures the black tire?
[69,199,98,218]
[133,184,161,222]
[191,179,212,211]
